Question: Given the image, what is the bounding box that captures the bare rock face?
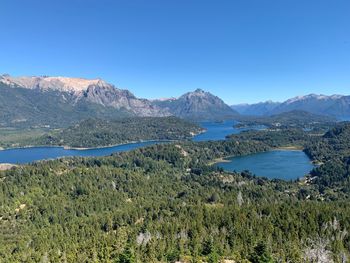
[0,75,106,94]
[0,75,169,117]
[82,84,169,117]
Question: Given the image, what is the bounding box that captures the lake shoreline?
[0,130,206,151]
[0,140,172,165]
[0,139,177,152]
[62,139,175,150]
[208,157,232,166]
[215,149,315,180]
[274,145,304,151]
[0,121,262,164]
[211,146,305,166]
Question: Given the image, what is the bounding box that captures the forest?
[0,117,203,149]
[234,110,335,131]
[1,122,350,262]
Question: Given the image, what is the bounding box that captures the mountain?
[153,89,238,120]
[231,101,281,116]
[0,75,238,127]
[271,94,350,119]
[232,94,350,119]
[0,75,169,128]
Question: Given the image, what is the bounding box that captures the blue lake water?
[0,120,246,164]
[0,141,165,164]
[0,121,315,180]
[193,120,237,141]
[193,120,265,141]
[216,150,315,180]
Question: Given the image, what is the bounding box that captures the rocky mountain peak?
[194,88,205,93]
[0,74,113,95]
[153,89,238,120]
[0,74,170,119]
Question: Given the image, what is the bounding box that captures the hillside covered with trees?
[305,122,350,195]
[0,117,204,149]
[235,110,336,131]
[1,123,350,262]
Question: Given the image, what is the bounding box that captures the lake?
[0,120,263,164]
[0,141,165,164]
[216,150,315,180]
[0,120,248,164]
[0,121,314,180]
[193,120,265,141]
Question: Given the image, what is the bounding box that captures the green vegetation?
[1,122,350,261]
[226,128,310,148]
[305,122,350,194]
[0,117,203,149]
[228,123,350,199]
[235,110,335,131]
[34,117,203,148]
[0,128,48,149]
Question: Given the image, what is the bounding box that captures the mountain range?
[0,75,236,127]
[1,74,350,128]
[232,94,350,119]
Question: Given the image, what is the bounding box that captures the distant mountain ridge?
[2,74,350,127]
[0,75,236,127]
[232,94,350,119]
[153,89,238,120]
[232,101,281,116]
[272,94,350,118]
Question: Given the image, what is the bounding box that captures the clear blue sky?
[1,0,349,104]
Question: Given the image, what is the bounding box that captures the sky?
[0,0,349,104]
